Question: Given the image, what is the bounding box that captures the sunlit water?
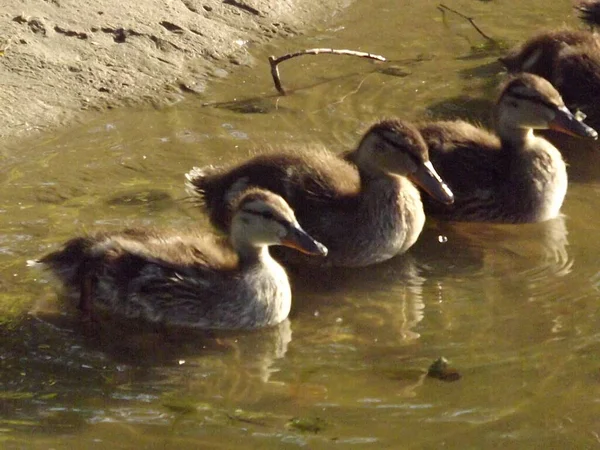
[2,0,600,448]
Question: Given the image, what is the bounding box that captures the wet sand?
[0,0,351,142]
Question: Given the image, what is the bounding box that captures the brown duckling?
[578,0,600,30]
[418,73,597,223]
[35,189,327,329]
[186,119,453,268]
[500,2,600,124]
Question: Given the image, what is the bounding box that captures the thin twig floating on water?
[268,48,387,95]
[438,4,495,43]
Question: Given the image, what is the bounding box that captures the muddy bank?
[0,0,351,141]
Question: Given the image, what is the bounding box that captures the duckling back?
[186,147,361,233]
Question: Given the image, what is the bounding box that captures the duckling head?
[230,189,328,256]
[495,73,598,139]
[578,0,600,28]
[355,119,454,205]
[500,38,564,79]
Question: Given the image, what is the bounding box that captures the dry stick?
[268,48,387,95]
[438,4,495,43]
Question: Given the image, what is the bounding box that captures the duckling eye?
[259,210,275,220]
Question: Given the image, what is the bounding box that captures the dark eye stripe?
[242,208,289,227]
[376,131,423,164]
[377,131,403,149]
[507,91,558,110]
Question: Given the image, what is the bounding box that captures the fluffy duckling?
[36,189,327,329]
[186,119,454,268]
[578,0,600,27]
[500,2,600,124]
[418,73,597,223]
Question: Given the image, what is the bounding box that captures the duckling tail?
[37,237,96,286]
[185,165,239,231]
[185,165,221,203]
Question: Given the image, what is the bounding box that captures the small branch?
[268,48,386,95]
[438,4,495,43]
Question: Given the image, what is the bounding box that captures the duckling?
[36,189,327,329]
[418,73,597,223]
[186,119,454,268]
[500,2,600,124]
[578,0,600,28]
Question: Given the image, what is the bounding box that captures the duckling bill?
[546,105,598,138]
[36,189,327,329]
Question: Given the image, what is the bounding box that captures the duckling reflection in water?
[186,119,453,268]
[418,73,597,223]
[35,189,327,329]
[158,320,294,403]
[500,1,600,126]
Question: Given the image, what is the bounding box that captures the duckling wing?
[105,252,239,328]
[187,148,360,231]
[95,231,242,323]
[419,121,508,220]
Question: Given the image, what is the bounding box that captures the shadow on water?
[419,215,573,279]
[458,59,507,79]
[424,95,495,122]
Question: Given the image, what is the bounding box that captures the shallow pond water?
[2,0,600,448]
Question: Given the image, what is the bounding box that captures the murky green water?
[2,0,600,448]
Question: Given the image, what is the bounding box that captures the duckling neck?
[497,125,533,151]
[498,126,567,222]
[345,150,385,179]
[233,242,291,327]
[231,239,269,266]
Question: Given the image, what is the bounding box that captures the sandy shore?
[0,0,350,141]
